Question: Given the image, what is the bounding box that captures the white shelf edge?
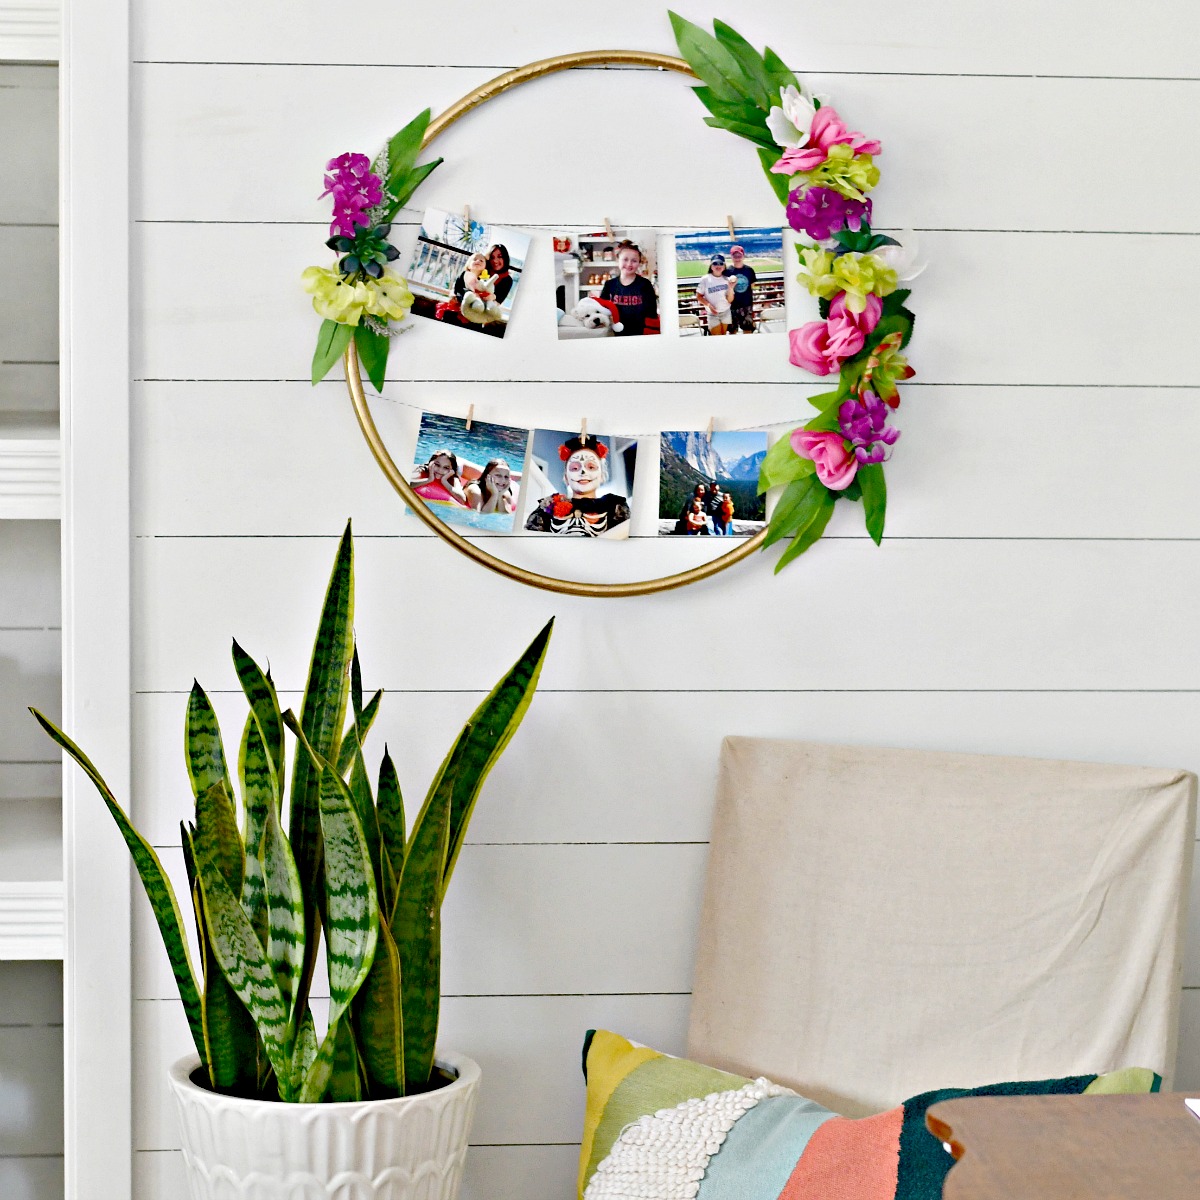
[0,0,60,62]
[0,437,61,519]
[0,880,64,959]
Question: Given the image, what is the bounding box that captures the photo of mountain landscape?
[658,430,768,536]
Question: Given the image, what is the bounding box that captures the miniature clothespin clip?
[463,203,472,230]
[580,417,588,438]
[706,415,716,438]
[465,403,474,431]
[726,215,736,239]
[604,217,614,239]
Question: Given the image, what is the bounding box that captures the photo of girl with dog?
[406,208,531,339]
[555,229,660,340]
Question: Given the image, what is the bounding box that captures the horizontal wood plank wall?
[127,2,1200,1195]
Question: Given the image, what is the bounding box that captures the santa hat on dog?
[592,297,623,332]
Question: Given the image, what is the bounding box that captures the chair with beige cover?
[688,738,1197,1117]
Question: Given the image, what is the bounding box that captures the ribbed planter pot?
[167,1051,481,1200]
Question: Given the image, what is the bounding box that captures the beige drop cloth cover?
[687,738,1196,1117]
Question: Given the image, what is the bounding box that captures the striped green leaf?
[290,1006,317,1087]
[185,681,233,805]
[237,715,271,945]
[195,781,244,898]
[328,1014,364,1102]
[260,798,305,1022]
[31,709,206,1063]
[193,835,295,1098]
[300,1015,340,1103]
[231,640,286,796]
[376,749,405,917]
[318,766,379,1023]
[354,917,404,1096]
[288,523,355,1011]
[393,738,456,1089]
[336,649,381,776]
[439,619,553,890]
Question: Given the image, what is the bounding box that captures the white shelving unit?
[0,0,58,62]
[0,422,62,520]
[0,882,65,959]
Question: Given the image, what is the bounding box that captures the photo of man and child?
[554,229,661,340]
[409,411,530,533]
[658,430,768,536]
[674,227,785,337]
[406,208,531,339]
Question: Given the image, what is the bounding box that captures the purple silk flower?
[787,186,872,242]
[839,392,900,464]
[321,152,384,239]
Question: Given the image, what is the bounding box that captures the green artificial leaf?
[804,403,844,434]
[774,486,838,573]
[883,288,912,312]
[184,682,233,807]
[193,831,295,1097]
[841,477,863,503]
[31,710,207,1063]
[354,323,389,394]
[762,475,827,550]
[385,158,443,219]
[761,46,801,97]
[758,430,816,495]
[713,19,775,109]
[317,766,379,1022]
[439,618,553,890]
[756,146,791,204]
[669,11,745,103]
[386,108,432,189]
[311,319,354,387]
[288,522,355,1012]
[702,114,778,150]
[231,640,285,793]
[858,462,887,545]
[392,736,456,1090]
[376,748,406,915]
[354,918,405,1096]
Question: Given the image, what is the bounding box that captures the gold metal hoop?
[344,50,769,598]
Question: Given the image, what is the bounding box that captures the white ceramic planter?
[167,1051,481,1200]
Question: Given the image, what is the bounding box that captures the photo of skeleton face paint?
[523,429,638,538]
[554,229,661,340]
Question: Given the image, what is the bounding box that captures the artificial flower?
[765,84,817,149]
[787,186,872,241]
[788,294,881,375]
[790,429,857,491]
[839,392,900,463]
[770,105,882,175]
[802,146,880,203]
[301,266,413,326]
[795,246,840,299]
[857,332,915,407]
[872,230,927,282]
[320,151,384,239]
[829,252,898,313]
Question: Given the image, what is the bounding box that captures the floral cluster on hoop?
[301,113,444,392]
[672,13,921,571]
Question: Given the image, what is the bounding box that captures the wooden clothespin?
[580,417,588,438]
[465,403,474,431]
[726,215,736,239]
[463,203,471,230]
[706,415,715,438]
[603,217,614,239]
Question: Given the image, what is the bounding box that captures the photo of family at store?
[675,226,785,336]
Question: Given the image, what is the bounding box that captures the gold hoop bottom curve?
[344,50,768,598]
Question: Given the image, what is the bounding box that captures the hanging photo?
[554,229,661,340]
[659,430,768,536]
[674,227,785,337]
[405,208,531,338]
[523,429,638,538]
[409,411,530,533]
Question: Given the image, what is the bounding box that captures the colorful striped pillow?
[578,1029,1160,1200]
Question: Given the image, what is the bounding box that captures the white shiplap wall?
[127,3,1200,1197]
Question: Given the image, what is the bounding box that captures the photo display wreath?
[302,15,921,598]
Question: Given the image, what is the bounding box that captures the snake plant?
[32,523,552,1101]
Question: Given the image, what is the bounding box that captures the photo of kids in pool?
[408,411,530,533]
[406,208,531,339]
[554,228,660,340]
[674,227,785,337]
[658,430,768,536]
[523,429,638,538]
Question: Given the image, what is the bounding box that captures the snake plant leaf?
[318,766,379,1022]
[439,618,553,890]
[237,715,271,945]
[290,1006,317,1087]
[185,681,233,807]
[260,796,305,1022]
[299,1015,341,1103]
[231,640,285,796]
[195,780,244,897]
[347,735,383,908]
[288,522,355,1010]
[393,736,457,1089]
[327,1014,364,1102]
[354,917,405,1096]
[30,709,206,1063]
[193,835,295,1097]
[713,19,775,110]
[376,748,405,916]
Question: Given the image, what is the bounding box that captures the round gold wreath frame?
[344,49,769,598]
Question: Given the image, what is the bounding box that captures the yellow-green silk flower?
[831,253,899,314]
[803,146,880,203]
[364,271,414,321]
[796,246,840,300]
[302,265,370,325]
